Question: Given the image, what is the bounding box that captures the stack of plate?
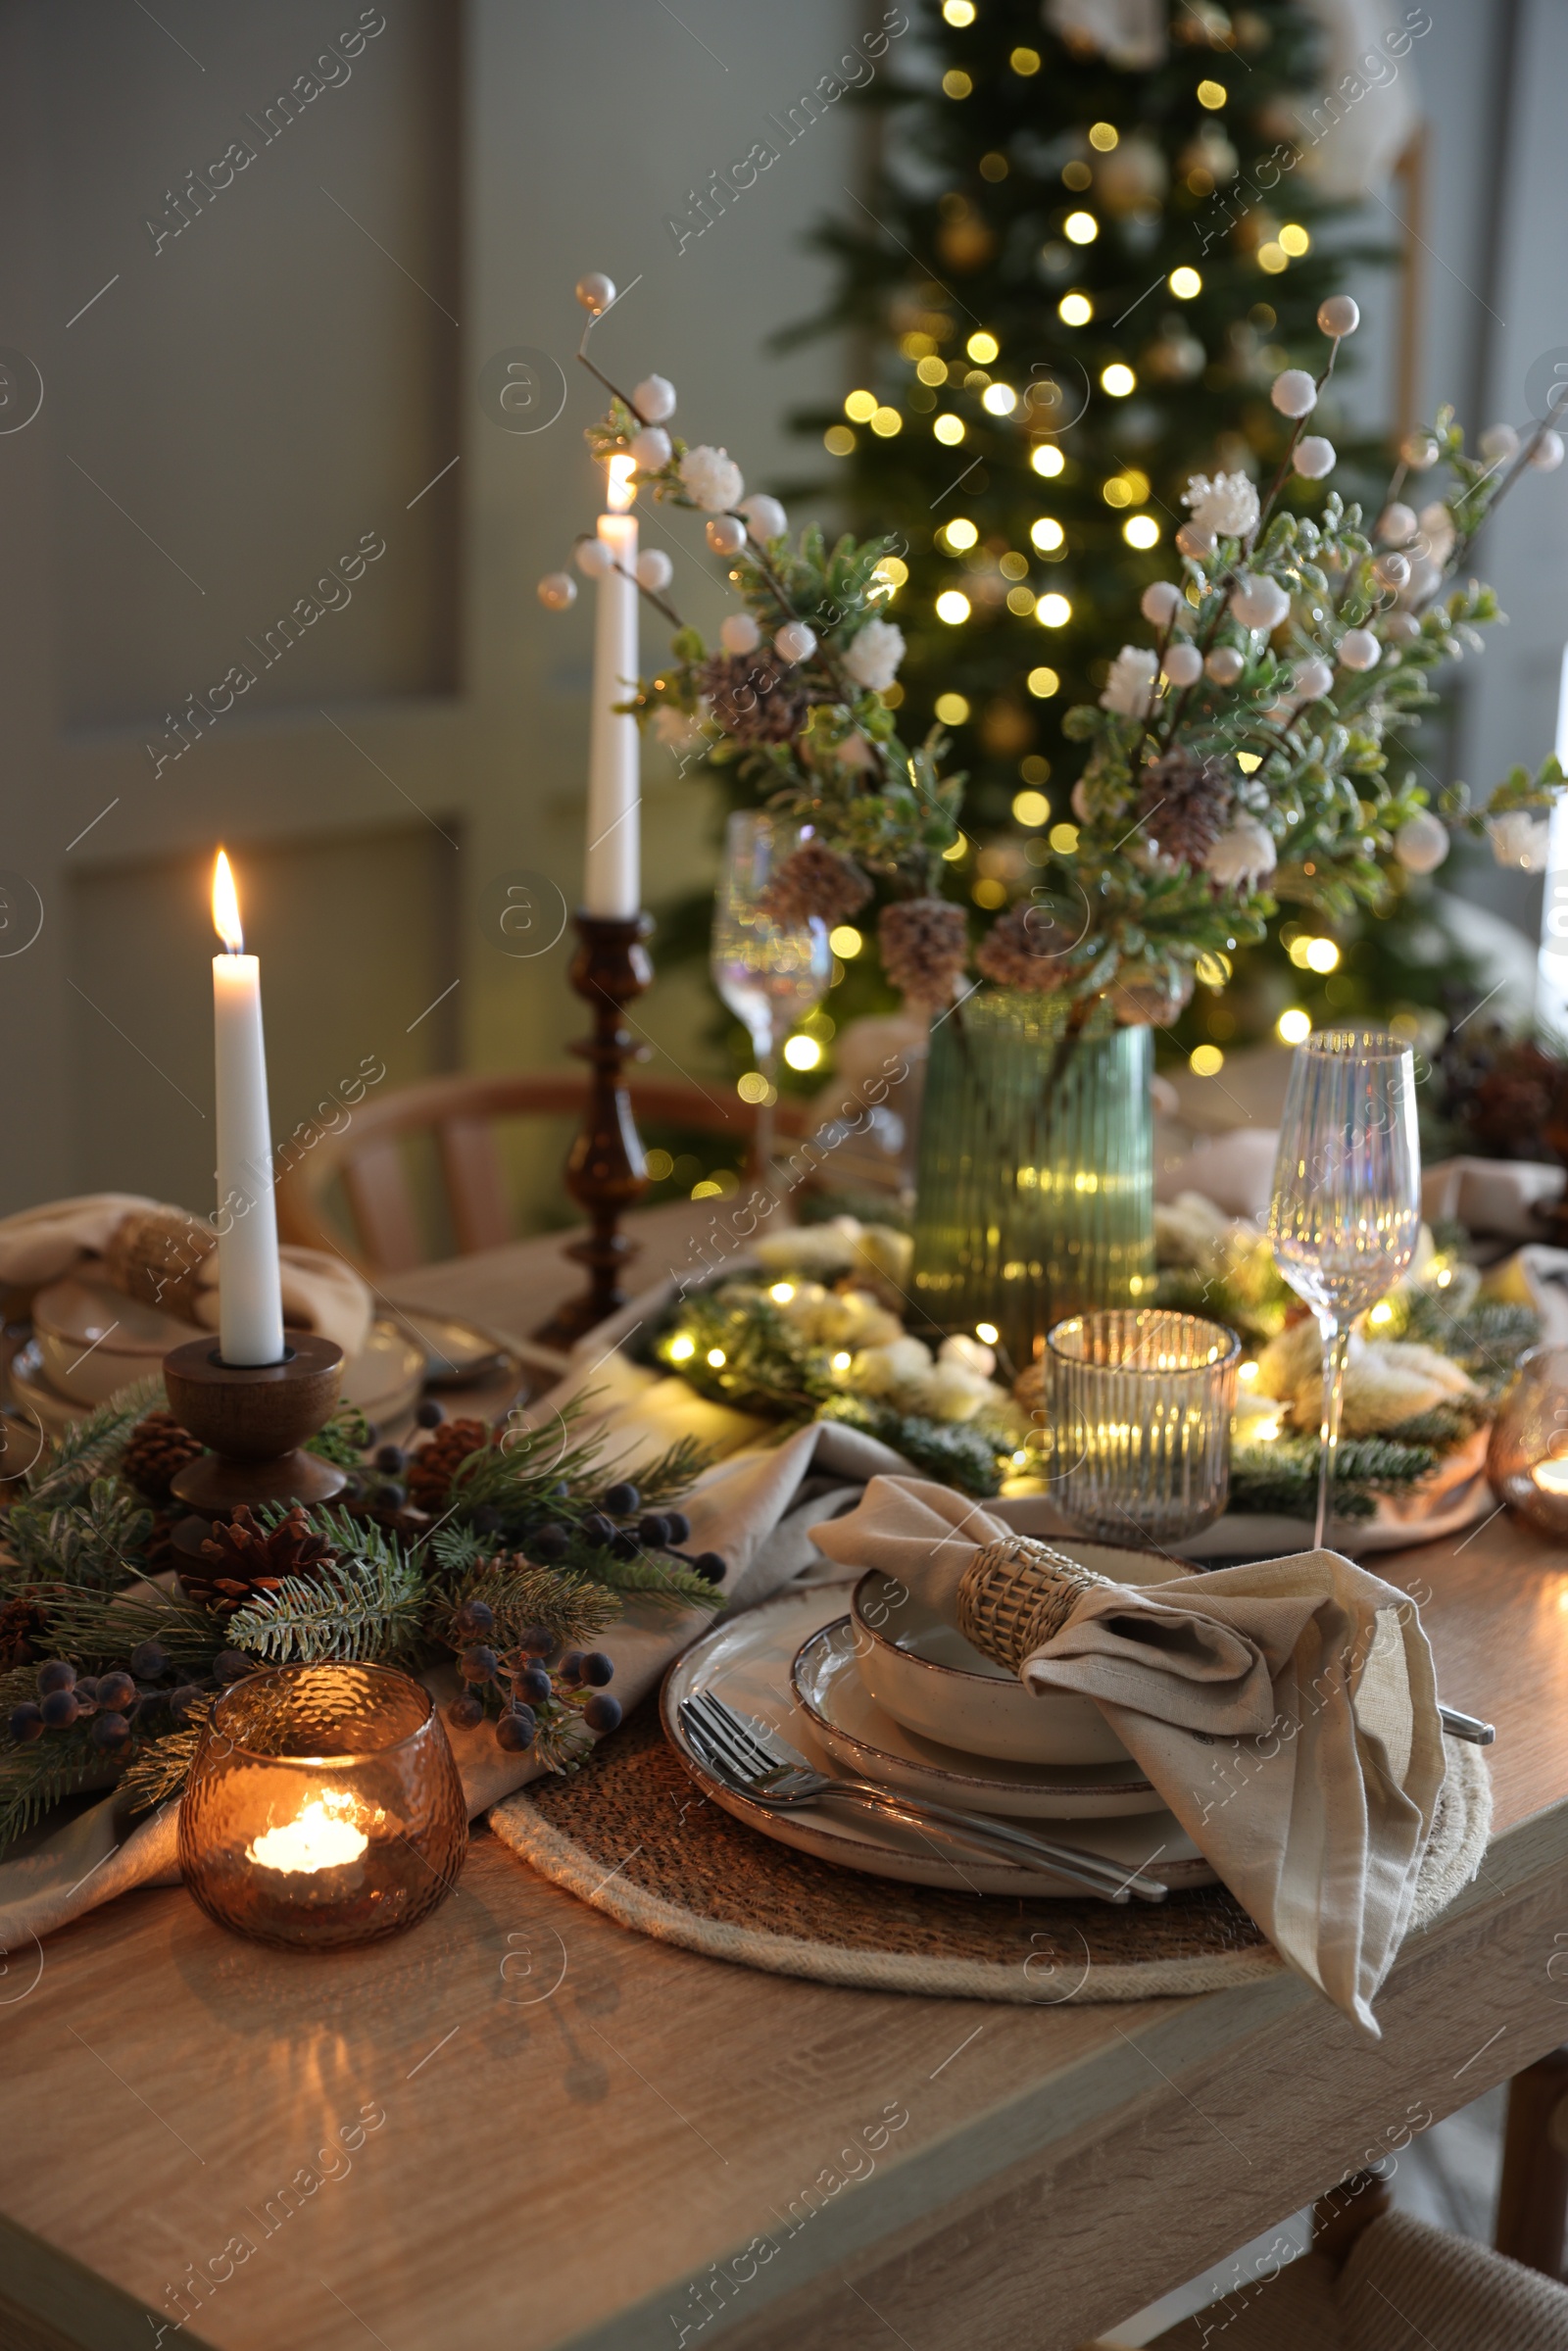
[5,1276,530,1445]
[663,1544,1215,1898]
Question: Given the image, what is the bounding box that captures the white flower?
[719,612,760,655]
[1140,580,1184,627]
[1270,368,1317,419]
[1395,811,1449,875]
[1290,656,1334,703]
[939,1332,996,1379]
[853,1336,935,1397]
[841,615,906,692]
[1377,502,1417,546]
[1101,645,1158,716]
[774,620,816,663]
[1488,810,1550,872]
[1182,469,1259,540]
[741,492,788,540]
[1204,815,1277,890]
[629,425,671,470]
[678,444,744,512]
[1229,574,1290,631]
[1417,501,1455,565]
[651,705,705,751]
[633,374,676,423]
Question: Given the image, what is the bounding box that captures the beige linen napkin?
[810,1477,1446,2036]
[0,1195,372,1359]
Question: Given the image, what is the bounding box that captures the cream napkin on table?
[0,1195,372,1360]
[810,1476,1447,2037]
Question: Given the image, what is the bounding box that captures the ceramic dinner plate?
[662,1580,1214,1897]
[8,1317,427,1440]
[791,1617,1163,1820]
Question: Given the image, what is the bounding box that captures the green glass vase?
[909,993,1155,1368]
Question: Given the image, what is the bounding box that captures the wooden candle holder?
[162,1333,348,1563]
[533,910,654,1350]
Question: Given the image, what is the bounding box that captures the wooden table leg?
[1495,2046,1568,2276]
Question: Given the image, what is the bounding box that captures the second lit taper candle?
[211,851,285,1365]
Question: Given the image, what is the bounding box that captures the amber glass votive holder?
[1488,1345,1568,1538]
[178,1664,467,1951]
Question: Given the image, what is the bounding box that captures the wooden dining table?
[2,1217,1567,2351]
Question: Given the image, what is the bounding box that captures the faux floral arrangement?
[1155,1195,1539,1520]
[640,1217,1031,1495]
[543,279,1563,1025]
[0,1389,718,1856]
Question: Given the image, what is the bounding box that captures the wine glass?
[1267,1028,1422,1548]
[710,811,832,1189]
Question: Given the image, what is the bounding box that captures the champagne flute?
[710,812,832,1190]
[1267,1028,1422,1548]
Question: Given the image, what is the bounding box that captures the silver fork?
[678,1690,1167,1903]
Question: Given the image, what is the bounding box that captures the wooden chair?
[273,1069,813,1275]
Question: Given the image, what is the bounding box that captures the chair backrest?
[274,1069,810,1273]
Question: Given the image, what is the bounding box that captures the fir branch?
[615,1437,714,1507]
[25,1380,164,1506]
[429,1550,617,1652]
[5,1481,153,1592]
[0,1728,109,1857]
[118,1701,214,1818]
[307,1403,373,1468]
[582,1550,722,1612]
[229,1553,423,1665]
[40,1586,222,1672]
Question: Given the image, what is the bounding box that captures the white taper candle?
[211,852,285,1366]
[583,455,640,917]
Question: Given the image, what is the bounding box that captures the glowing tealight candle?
[584,453,640,917]
[1534,1458,1568,1497]
[247,1792,369,1876]
[211,852,285,1366]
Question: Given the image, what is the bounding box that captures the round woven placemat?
[489,1704,1491,2005]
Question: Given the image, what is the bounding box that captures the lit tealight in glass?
[1533,1458,1568,1497]
[248,1788,371,1876]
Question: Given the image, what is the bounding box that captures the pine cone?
[406,1418,490,1511]
[879,899,968,1007]
[121,1409,205,1503]
[1106,963,1195,1028]
[975,902,1073,992]
[699,651,811,745]
[1138,748,1234,867]
[180,1504,334,1616]
[0,1595,46,1671]
[758,843,871,930]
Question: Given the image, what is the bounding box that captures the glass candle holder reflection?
[178,1664,466,1950]
[1487,1345,1568,1538]
[1047,1308,1240,1547]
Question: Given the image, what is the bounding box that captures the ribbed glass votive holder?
[179,1663,466,1950]
[1047,1307,1240,1547]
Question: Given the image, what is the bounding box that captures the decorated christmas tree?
[772,0,1483,1058]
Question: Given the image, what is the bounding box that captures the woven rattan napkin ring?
[956,1537,1115,1674]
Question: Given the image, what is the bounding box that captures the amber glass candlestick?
[534,910,654,1349]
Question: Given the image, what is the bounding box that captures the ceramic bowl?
[33,1278,190,1404]
[850,1542,1184,1766]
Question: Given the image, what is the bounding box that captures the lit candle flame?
[605,452,637,512]
[212,850,244,955]
[247,1789,368,1876]
[1535,1458,1568,1496]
